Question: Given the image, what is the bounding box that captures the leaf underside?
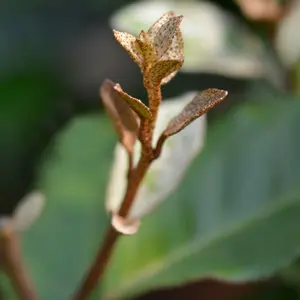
[100,79,139,151]
[114,84,152,120]
[153,16,183,59]
[163,88,228,137]
[100,79,139,134]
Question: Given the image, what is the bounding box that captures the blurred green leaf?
[11,115,115,300]
[6,95,300,300]
[110,1,284,87]
[101,100,300,299]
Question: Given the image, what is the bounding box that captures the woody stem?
[73,86,162,300]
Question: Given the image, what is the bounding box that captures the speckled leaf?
[164,89,228,137]
[137,31,157,67]
[153,16,183,59]
[100,79,139,152]
[161,70,178,85]
[148,11,175,40]
[110,1,283,87]
[161,26,184,61]
[113,30,143,69]
[149,60,183,85]
[106,92,206,222]
[114,83,152,120]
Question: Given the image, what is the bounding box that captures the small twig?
[74,151,152,300]
[0,224,38,300]
[74,85,161,300]
[73,226,118,300]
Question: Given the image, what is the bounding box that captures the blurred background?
[2,0,300,299]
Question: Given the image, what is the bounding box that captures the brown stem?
[0,224,38,300]
[74,85,163,300]
[147,85,162,139]
[73,226,118,300]
[73,154,151,300]
[153,133,167,159]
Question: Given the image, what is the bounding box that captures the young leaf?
[100,79,139,151]
[113,83,152,120]
[161,26,184,61]
[113,30,144,69]
[148,11,175,39]
[137,31,157,68]
[163,88,228,137]
[148,59,183,85]
[153,16,183,59]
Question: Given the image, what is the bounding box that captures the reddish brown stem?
[0,225,38,300]
[74,85,162,300]
[153,133,167,159]
[73,154,151,300]
[73,226,118,300]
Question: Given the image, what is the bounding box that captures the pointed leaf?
[153,16,183,59]
[160,27,184,85]
[137,31,157,67]
[148,11,175,39]
[163,89,228,137]
[113,30,144,69]
[100,79,139,151]
[149,59,183,85]
[160,25,184,61]
[114,83,152,120]
[110,2,283,87]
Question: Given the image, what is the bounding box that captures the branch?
[0,224,38,300]
[73,87,161,300]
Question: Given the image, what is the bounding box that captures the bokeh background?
[2,0,300,299]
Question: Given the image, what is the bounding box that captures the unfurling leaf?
[148,11,175,39]
[114,83,152,120]
[113,30,144,69]
[153,15,183,59]
[137,31,157,68]
[161,26,184,61]
[163,88,228,137]
[149,60,183,85]
[100,79,139,152]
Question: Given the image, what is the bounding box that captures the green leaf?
[16,115,115,300]
[10,96,300,300]
[100,100,300,299]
